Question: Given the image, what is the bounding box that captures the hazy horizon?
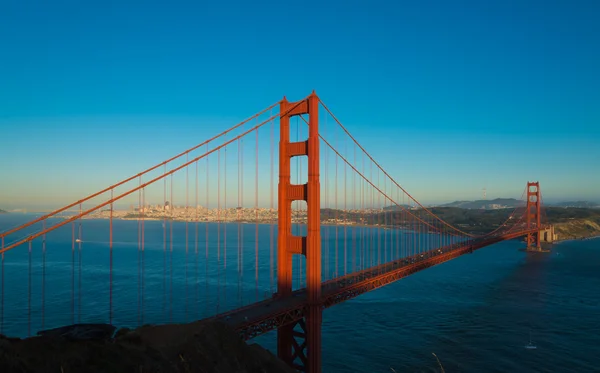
[2,195,599,213]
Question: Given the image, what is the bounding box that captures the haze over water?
[1,214,599,372]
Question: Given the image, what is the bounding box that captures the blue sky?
[1,0,599,210]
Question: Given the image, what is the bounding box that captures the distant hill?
[436,199,600,210]
[382,204,412,211]
[439,198,523,210]
[549,201,600,208]
[0,209,7,214]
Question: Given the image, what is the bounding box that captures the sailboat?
[525,330,537,349]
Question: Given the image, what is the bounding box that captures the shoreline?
[553,234,600,245]
[73,215,420,231]
[8,211,600,242]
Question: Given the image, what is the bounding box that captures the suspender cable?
[344,146,347,277]
[217,149,221,314]
[195,160,199,317]
[71,221,75,324]
[28,241,31,337]
[360,153,364,271]
[269,110,274,295]
[352,143,357,274]
[237,138,242,306]
[297,117,302,288]
[109,189,114,325]
[137,178,142,325]
[141,187,145,325]
[396,188,399,260]
[323,129,328,281]
[42,220,46,329]
[335,153,338,278]
[370,162,373,269]
[255,128,259,301]
[1,245,4,335]
[163,164,167,320]
[185,154,189,321]
[205,143,209,317]
[170,174,174,322]
[296,117,300,289]
[223,144,227,311]
[240,139,244,305]
[383,176,387,266]
[377,169,381,272]
[324,115,328,281]
[136,176,142,326]
[401,191,404,259]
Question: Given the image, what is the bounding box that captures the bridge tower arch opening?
[277,91,322,372]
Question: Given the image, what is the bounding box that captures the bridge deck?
[215,229,535,340]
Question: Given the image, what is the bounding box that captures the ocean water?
[1,214,599,372]
[313,237,600,372]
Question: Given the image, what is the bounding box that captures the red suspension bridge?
[0,92,548,372]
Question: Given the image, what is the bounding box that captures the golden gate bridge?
[0,92,548,372]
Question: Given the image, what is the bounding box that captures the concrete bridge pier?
[526,225,556,252]
[539,225,558,243]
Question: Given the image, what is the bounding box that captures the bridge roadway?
[214,229,538,340]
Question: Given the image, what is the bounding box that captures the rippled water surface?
[1,214,599,372]
[324,238,599,372]
[256,238,600,372]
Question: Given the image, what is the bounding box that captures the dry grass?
[554,219,600,240]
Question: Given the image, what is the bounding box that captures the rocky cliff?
[554,218,600,241]
[0,322,293,373]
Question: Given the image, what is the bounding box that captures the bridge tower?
[277,92,322,372]
[525,181,542,251]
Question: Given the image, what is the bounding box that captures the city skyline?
[1,0,599,209]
